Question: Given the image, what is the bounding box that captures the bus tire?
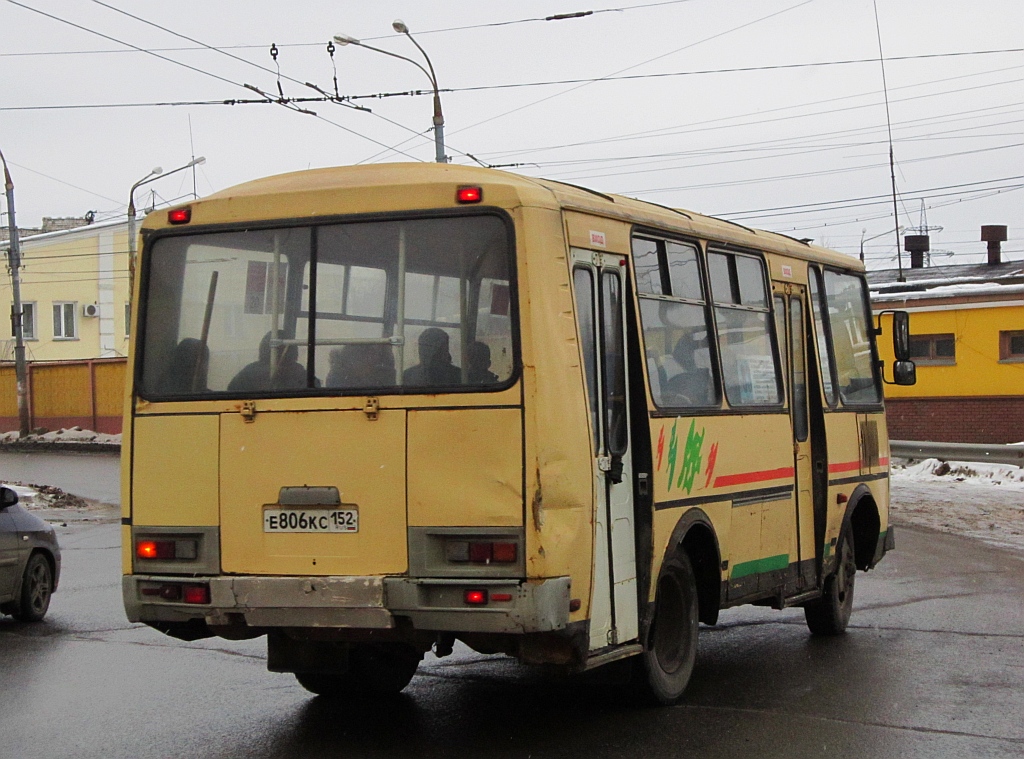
[638,553,699,704]
[804,522,856,635]
[295,643,421,698]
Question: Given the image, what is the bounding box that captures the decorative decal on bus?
[660,419,715,495]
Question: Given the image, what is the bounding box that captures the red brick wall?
[885,396,1024,444]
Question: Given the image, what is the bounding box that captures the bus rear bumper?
[123,575,571,635]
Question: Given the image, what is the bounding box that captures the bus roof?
[152,163,862,272]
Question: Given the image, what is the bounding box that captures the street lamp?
[0,146,31,437]
[860,226,904,264]
[334,19,447,163]
[127,156,205,299]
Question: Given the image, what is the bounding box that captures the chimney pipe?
[981,225,1007,265]
[904,234,930,269]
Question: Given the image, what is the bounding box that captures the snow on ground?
[0,427,122,446]
[891,458,1024,554]
[0,481,92,510]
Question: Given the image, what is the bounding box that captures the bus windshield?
[139,214,514,397]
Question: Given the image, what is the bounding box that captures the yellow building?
[869,259,1024,443]
[1,219,132,362]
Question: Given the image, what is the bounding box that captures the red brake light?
[491,592,513,602]
[491,542,517,563]
[456,186,482,204]
[182,584,210,605]
[168,207,192,224]
[464,589,488,605]
[136,540,175,560]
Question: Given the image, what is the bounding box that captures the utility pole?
[1,148,32,438]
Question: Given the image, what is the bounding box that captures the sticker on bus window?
[589,230,607,248]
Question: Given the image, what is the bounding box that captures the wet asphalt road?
[1,464,1023,757]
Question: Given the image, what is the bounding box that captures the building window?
[999,330,1024,362]
[125,302,131,336]
[909,333,955,365]
[53,302,78,339]
[14,302,37,340]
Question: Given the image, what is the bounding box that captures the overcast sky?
[2,0,1021,268]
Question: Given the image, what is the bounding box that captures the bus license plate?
[263,508,358,533]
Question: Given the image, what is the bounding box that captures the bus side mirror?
[893,360,916,386]
[892,311,911,361]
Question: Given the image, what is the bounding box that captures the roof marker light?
[456,186,482,204]
[168,207,192,224]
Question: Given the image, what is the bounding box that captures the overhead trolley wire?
[4,0,426,161]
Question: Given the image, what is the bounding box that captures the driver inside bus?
[403,327,461,386]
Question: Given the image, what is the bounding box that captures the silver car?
[0,485,61,622]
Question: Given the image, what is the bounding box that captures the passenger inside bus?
[661,332,715,406]
[403,327,461,386]
[227,331,311,392]
[156,338,209,394]
[467,341,498,384]
[326,344,397,389]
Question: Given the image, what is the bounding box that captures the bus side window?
[822,270,882,405]
[808,267,838,406]
[632,236,719,409]
[708,250,782,407]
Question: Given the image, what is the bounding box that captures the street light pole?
[334,20,447,163]
[127,157,205,300]
[1,148,32,437]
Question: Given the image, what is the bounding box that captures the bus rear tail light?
[182,584,211,605]
[464,589,488,605]
[140,582,209,604]
[137,540,174,560]
[445,540,517,565]
[136,538,198,560]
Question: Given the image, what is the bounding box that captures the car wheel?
[14,553,53,623]
[637,554,699,704]
[296,643,422,698]
[805,521,856,635]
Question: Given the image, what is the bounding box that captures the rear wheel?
[805,522,856,635]
[638,554,699,704]
[295,643,422,698]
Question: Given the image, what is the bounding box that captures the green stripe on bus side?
[730,553,790,580]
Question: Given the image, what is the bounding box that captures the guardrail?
[890,440,1024,468]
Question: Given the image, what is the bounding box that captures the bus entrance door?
[786,289,819,590]
[572,250,640,650]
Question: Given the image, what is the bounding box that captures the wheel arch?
[843,484,881,571]
[663,508,722,626]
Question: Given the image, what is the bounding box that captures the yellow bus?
[121,164,914,703]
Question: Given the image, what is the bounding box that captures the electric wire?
[357,0,819,163]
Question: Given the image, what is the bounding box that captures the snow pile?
[0,427,122,446]
[0,481,90,510]
[891,458,1024,553]
[896,457,1024,489]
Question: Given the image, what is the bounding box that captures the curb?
[0,442,121,454]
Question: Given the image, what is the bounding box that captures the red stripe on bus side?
[879,457,890,466]
[828,460,861,474]
[713,467,795,487]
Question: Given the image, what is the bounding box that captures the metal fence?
[0,358,126,435]
[890,440,1024,468]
